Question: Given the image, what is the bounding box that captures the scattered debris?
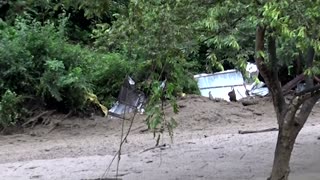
[30,175,42,179]
[86,92,108,116]
[247,81,269,97]
[47,123,60,134]
[228,88,237,102]
[250,87,269,97]
[29,132,37,137]
[240,98,259,106]
[208,91,214,100]
[199,163,208,169]
[238,128,278,134]
[253,112,263,116]
[139,129,149,133]
[186,142,196,144]
[212,147,224,150]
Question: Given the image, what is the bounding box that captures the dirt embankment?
[0,95,320,180]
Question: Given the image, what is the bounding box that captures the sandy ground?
[0,95,320,180]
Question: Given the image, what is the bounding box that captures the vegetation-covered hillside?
[1,1,320,179]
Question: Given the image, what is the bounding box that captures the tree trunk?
[254,26,320,180]
[269,128,298,180]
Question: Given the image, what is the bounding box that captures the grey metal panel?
[196,70,244,89]
[194,70,247,101]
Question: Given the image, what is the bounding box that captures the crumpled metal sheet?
[109,76,146,119]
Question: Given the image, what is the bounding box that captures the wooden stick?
[238,127,278,134]
[141,144,167,153]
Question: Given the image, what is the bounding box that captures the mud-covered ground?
[0,95,320,180]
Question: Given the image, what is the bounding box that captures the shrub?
[89,53,133,106]
[0,90,23,129]
[0,17,93,112]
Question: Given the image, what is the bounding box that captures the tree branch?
[305,47,315,89]
[283,82,320,128]
[255,26,287,123]
[295,92,320,127]
[202,16,244,43]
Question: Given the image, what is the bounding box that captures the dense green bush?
[0,90,23,129]
[0,19,122,114]
[0,17,133,118]
[0,18,92,111]
[0,15,200,127]
[89,53,133,106]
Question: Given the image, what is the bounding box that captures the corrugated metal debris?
[109,76,146,119]
[194,64,269,101]
[194,70,248,101]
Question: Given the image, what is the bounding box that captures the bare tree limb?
[22,110,56,127]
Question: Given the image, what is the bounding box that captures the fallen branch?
[101,110,137,179]
[282,74,320,95]
[139,129,149,133]
[282,74,304,93]
[238,127,278,134]
[22,110,56,127]
[140,144,168,153]
[47,122,60,134]
[46,111,72,134]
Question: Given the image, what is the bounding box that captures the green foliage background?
[0,16,134,128]
[1,0,319,133]
[0,0,201,130]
